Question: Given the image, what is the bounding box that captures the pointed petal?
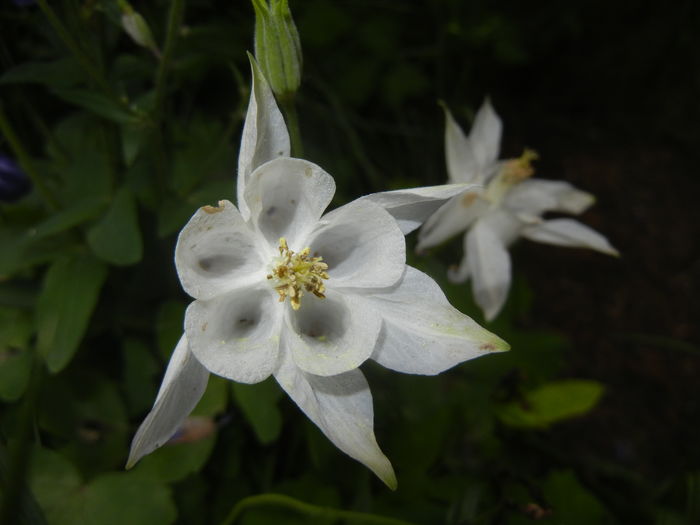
[175,200,265,300]
[522,218,619,256]
[285,291,381,376]
[416,190,488,251]
[469,98,503,169]
[237,55,291,220]
[126,335,209,468]
[308,199,404,290]
[359,182,480,235]
[466,221,512,321]
[185,287,282,383]
[369,267,508,375]
[505,179,595,215]
[245,158,335,248]
[444,105,479,184]
[274,349,396,489]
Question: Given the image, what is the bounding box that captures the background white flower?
[127,59,509,489]
[417,100,619,321]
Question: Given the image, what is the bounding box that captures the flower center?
[266,238,329,310]
[485,148,539,204]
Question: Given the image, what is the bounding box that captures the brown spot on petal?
[202,200,226,214]
[461,192,478,207]
[202,322,208,332]
[480,342,497,352]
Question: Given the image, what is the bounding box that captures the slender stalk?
[219,493,417,525]
[0,352,46,525]
[35,0,122,105]
[153,0,186,120]
[0,105,58,210]
[279,94,303,157]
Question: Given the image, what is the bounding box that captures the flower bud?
[252,0,303,98]
[118,0,160,57]
[0,154,31,202]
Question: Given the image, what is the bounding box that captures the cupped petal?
[367,267,508,375]
[505,179,595,216]
[522,218,619,256]
[126,335,209,468]
[466,220,512,321]
[416,190,489,252]
[185,287,282,383]
[306,199,405,290]
[245,158,335,248]
[469,98,503,171]
[274,348,396,489]
[238,55,291,220]
[285,291,381,376]
[359,182,481,235]
[175,200,266,300]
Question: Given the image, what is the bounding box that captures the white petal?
[522,218,619,256]
[175,200,265,300]
[505,179,594,216]
[245,158,335,248]
[237,56,291,220]
[416,190,488,251]
[358,183,480,235]
[368,267,508,375]
[185,287,282,383]
[274,349,396,489]
[469,98,503,170]
[285,291,381,376]
[466,221,512,321]
[126,335,209,468]
[307,199,405,290]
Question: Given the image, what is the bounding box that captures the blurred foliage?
[0,0,697,524]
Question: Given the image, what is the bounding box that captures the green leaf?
[542,470,614,524]
[28,447,82,524]
[131,436,217,484]
[497,380,604,429]
[122,339,159,417]
[232,377,283,444]
[0,58,83,88]
[50,88,139,124]
[155,301,186,360]
[35,254,108,373]
[29,200,106,241]
[87,188,143,266]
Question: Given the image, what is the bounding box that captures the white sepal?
[126,335,209,468]
[274,348,397,489]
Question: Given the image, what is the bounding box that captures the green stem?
[279,95,303,157]
[35,0,121,105]
[0,351,47,525]
[153,0,186,120]
[219,493,417,525]
[0,104,58,210]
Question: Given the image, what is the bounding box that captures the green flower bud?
[252,0,303,99]
[119,0,160,57]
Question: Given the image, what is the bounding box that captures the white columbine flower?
[417,100,619,321]
[127,59,509,488]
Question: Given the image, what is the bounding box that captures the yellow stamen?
[485,148,539,204]
[266,238,329,310]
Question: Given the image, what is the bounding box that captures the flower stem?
[35,0,128,112]
[219,493,417,525]
[0,104,58,210]
[153,0,186,120]
[279,94,303,157]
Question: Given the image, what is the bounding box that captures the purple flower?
[0,155,31,202]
